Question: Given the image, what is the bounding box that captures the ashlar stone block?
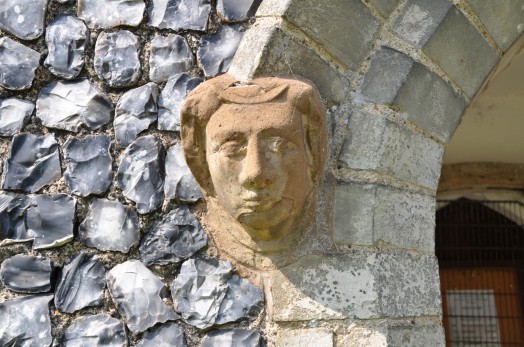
[343,324,445,347]
[277,329,334,347]
[369,0,399,18]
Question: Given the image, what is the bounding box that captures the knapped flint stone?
[0,0,48,40]
[78,0,145,29]
[107,260,180,333]
[136,322,187,347]
[217,0,257,22]
[0,295,53,347]
[114,83,159,148]
[0,254,54,293]
[2,133,61,193]
[201,329,261,347]
[36,78,114,132]
[26,194,76,249]
[197,24,244,77]
[157,73,202,131]
[44,15,89,79]
[149,34,194,83]
[164,143,203,202]
[0,98,34,136]
[215,274,264,325]
[116,135,165,214]
[94,30,141,87]
[79,198,139,253]
[0,37,40,90]
[0,193,31,246]
[140,205,207,266]
[55,253,106,313]
[149,0,211,31]
[64,135,113,196]
[63,314,127,347]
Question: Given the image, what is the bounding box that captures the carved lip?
[242,196,278,208]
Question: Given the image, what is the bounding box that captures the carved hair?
[180,74,327,195]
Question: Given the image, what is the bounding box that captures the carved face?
[205,102,313,240]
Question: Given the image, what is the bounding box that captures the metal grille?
[436,199,524,346]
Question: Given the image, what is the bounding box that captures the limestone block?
[393,62,468,142]
[467,0,524,51]
[277,329,334,347]
[423,8,499,98]
[391,0,452,48]
[369,0,399,18]
[342,324,444,346]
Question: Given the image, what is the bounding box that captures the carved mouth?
[242,196,278,209]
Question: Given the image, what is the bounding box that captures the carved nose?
[239,143,276,188]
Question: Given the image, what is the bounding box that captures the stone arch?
[228,0,524,344]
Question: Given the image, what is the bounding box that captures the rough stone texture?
[277,329,334,347]
[360,47,414,104]
[79,198,139,253]
[334,183,435,252]
[217,0,258,22]
[271,251,441,321]
[157,73,202,131]
[107,260,179,333]
[467,0,524,51]
[197,24,244,77]
[0,193,31,245]
[94,30,142,87]
[0,0,48,40]
[139,205,207,265]
[0,98,34,136]
[201,329,261,347]
[0,295,53,347]
[341,324,445,347]
[386,324,445,347]
[114,83,159,148]
[423,7,499,98]
[0,37,40,90]
[63,135,113,196]
[36,78,113,132]
[55,253,106,313]
[44,15,89,79]
[63,314,127,347]
[369,0,398,17]
[149,34,194,83]
[2,133,61,193]
[136,322,187,347]
[338,111,444,189]
[393,62,468,142]
[391,0,452,48]
[78,0,145,29]
[149,0,211,31]
[164,143,203,202]
[116,135,165,214]
[0,254,54,293]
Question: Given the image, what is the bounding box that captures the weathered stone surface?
[116,135,165,214]
[79,198,139,253]
[0,98,34,136]
[2,133,61,193]
[201,329,261,347]
[277,329,334,347]
[171,256,263,328]
[0,37,40,90]
[0,0,48,40]
[63,314,127,347]
[114,83,159,148]
[217,0,257,22]
[136,322,187,347]
[55,253,106,313]
[140,205,207,265]
[44,15,89,79]
[157,73,202,131]
[107,260,179,333]
[423,8,499,98]
[64,135,113,196]
[149,34,194,83]
[369,0,399,17]
[198,24,244,77]
[386,324,445,347]
[149,0,211,31]
[391,0,452,48]
[94,30,141,87]
[164,143,203,202]
[36,78,113,132]
[0,193,31,245]
[0,295,53,347]
[78,0,145,29]
[0,254,54,293]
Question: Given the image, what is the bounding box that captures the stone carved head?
[181,74,327,261]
